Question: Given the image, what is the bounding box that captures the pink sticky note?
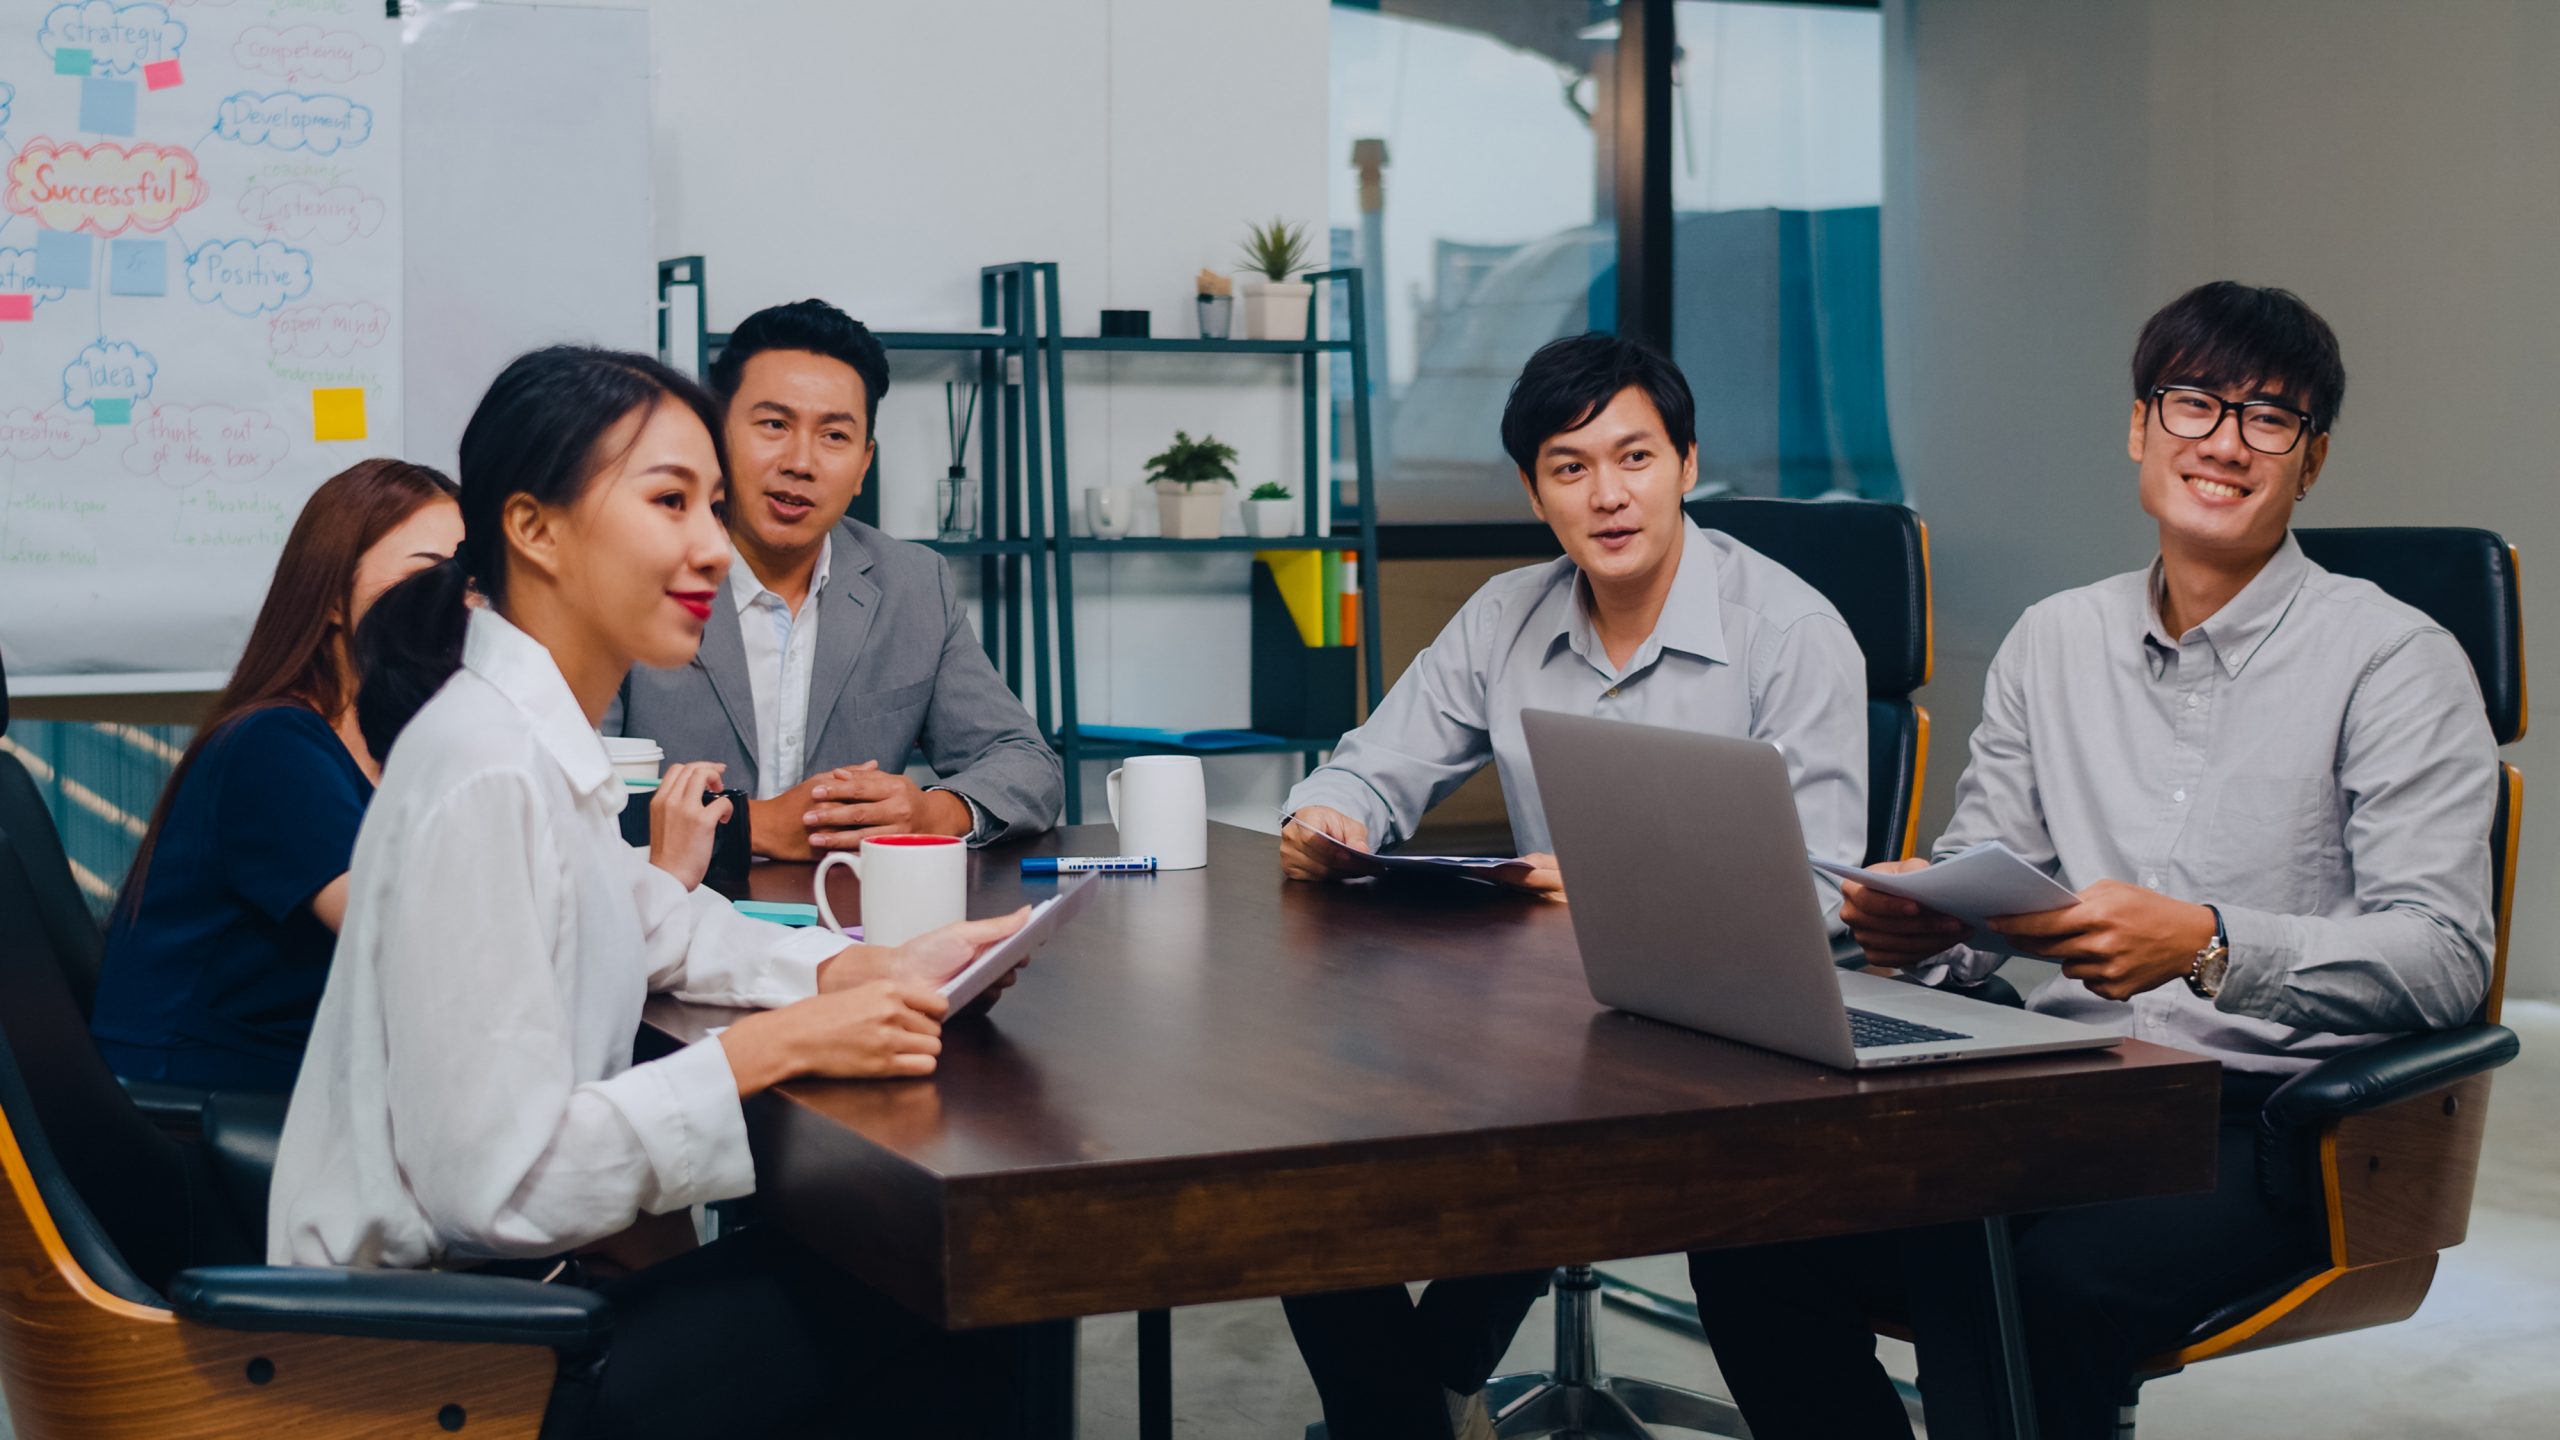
[0,295,33,322]
[144,59,183,91]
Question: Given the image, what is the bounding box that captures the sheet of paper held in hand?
[1810,841,2081,959]
[937,874,1099,1009]
[1294,822,1539,885]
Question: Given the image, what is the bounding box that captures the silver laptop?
[1522,710,2120,1069]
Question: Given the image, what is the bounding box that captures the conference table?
[642,822,2221,1439]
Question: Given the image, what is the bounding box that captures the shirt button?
[2184,694,2200,709]
[1605,686,1620,698]
[2173,789,2187,803]
[2143,872,2161,888]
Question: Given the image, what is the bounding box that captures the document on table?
[1292,822,1538,885]
[1810,841,2081,959]
[937,875,1098,1008]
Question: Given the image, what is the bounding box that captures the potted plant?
[1144,430,1237,539]
[1243,481,1296,538]
[1237,218,1314,341]
[1196,268,1234,340]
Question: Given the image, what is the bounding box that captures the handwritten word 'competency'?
[5,141,207,235]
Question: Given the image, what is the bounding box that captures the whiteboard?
[0,0,652,694]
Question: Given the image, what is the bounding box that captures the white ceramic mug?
[1107,755,1208,870]
[815,834,967,946]
[1087,485,1140,540]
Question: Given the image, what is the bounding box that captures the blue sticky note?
[81,77,137,136]
[108,238,166,296]
[54,47,92,76]
[33,230,91,290]
[92,397,132,426]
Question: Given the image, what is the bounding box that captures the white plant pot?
[1155,485,1226,539]
[1243,498,1297,538]
[1241,281,1314,341]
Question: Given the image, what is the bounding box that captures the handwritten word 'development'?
[38,1,187,77]
[5,141,207,236]
[213,91,373,155]
[238,180,384,243]
[234,24,383,86]
[62,340,157,411]
[185,237,312,315]
[123,403,287,487]
[0,248,70,305]
[0,405,101,462]
[268,299,387,359]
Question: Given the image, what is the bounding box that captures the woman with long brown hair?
[90,458,463,1092]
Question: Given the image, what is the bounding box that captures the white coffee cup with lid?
[600,736,663,788]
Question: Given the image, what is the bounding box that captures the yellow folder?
[1256,550,1325,648]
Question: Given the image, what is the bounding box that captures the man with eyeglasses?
[1685,281,2498,1439]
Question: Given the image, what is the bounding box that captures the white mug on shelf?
[1106,755,1209,870]
[815,834,967,946]
[1087,485,1140,540]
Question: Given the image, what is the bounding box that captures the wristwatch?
[2186,905,2230,999]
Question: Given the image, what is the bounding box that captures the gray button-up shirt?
[1286,519,1869,922]
[1927,534,2498,1073]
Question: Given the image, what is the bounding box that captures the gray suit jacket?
[604,518,1062,842]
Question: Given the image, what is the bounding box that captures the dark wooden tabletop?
[644,823,2221,1329]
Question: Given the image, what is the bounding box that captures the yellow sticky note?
[312,387,368,441]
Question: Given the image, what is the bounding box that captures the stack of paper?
[1810,842,2080,959]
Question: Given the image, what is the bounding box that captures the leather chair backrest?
[0,654,107,1018]
[1687,497,1930,698]
[2294,528,2526,745]
[0,838,245,1303]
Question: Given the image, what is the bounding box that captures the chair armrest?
[167,1265,613,1351]
[2257,1024,2520,1210]
[119,1077,215,1133]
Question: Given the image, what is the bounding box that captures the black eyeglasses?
[2148,386,2318,456]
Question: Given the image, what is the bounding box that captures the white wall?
[637,0,1331,829]
[1883,0,2560,998]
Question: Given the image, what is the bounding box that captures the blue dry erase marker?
[1021,855,1158,875]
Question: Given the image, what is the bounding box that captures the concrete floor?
[8,1005,2551,1438]
[1075,1000,2560,1438]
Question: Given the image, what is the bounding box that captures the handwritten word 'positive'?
[5,141,207,236]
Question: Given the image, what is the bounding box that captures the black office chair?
[0,802,612,1437]
[2107,528,2528,1435]
[1466,498,1937,1438]
[0,656,108,1018]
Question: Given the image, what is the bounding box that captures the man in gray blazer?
[606,299,1061,858]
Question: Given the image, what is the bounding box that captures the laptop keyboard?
[1846,1008,1972,1049]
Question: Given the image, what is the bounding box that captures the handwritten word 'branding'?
[269,300,388,358]
[5,140,207,236]
[0,406,101,462]
[214,91,373,156]
[237,179,383,243]
[62,340,157,411]
[185,237,312,315]
[124,404,288,488]
[38,1,186,77]
[234,24,382,86]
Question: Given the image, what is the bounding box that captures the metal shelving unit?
[656,258,1386,825]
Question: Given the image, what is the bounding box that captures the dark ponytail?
[353,554,471,761]
[354,346,725,758]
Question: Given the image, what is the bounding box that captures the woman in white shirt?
[268,346,1029,1438]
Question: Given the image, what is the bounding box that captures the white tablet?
[937,874,1098,1008]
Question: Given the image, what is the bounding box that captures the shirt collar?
[2142,532,2312,678]
[727,535,833,614]
[1557,517,1729,674]
[461,607,616,802]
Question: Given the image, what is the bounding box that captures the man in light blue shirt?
[1281,333,1868,909]
[1278,333,1870,1440]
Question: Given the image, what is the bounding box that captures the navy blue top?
[91,705,371,1092]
